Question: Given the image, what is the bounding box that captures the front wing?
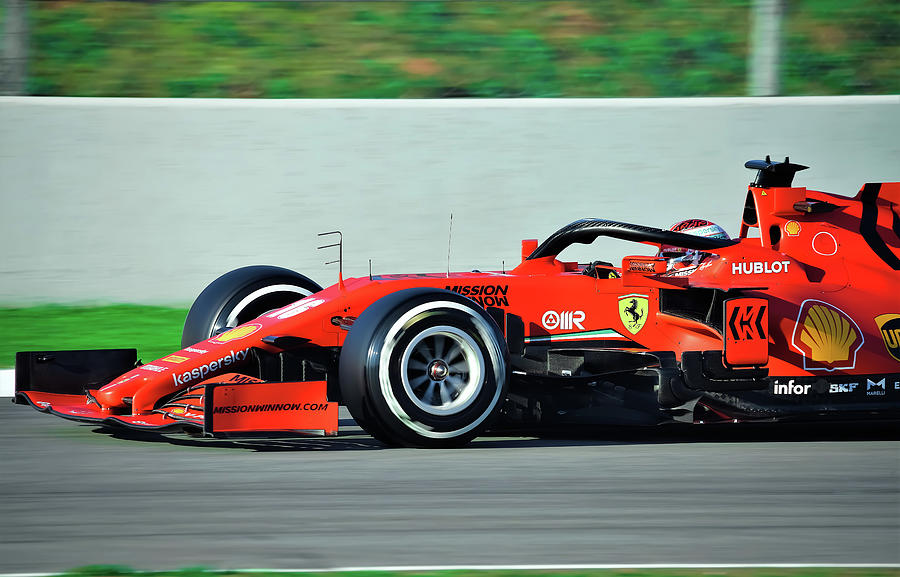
[15,349,338,436]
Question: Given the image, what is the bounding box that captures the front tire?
[339,288,509,448]
[182,265,322,347]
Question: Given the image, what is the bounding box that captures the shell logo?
[791,300,863,371]
[209,323,263,344]
[784,221,801,237]
[169,406,186,415]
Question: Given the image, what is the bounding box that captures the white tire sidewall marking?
[223,284,315,329]
[377,300,505,439]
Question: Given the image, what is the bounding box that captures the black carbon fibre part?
[859,182,900,270]
[527,218,737,260]
[745,156,809,188]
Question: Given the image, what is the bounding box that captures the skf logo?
[791,300,863,371]
[618,294,648,335]
[542,310,585,331]
[866,378,886,396]
[829,382,858,393]
[773,380,811,395]
[874,314,900,363]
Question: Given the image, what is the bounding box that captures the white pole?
[749,0,783,96]
[1,0,28,95]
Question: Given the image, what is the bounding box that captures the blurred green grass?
[0,305,187,368]
[26,0,899,98]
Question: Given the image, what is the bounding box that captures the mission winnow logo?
[213,402,329,414]
[445,285,509,307]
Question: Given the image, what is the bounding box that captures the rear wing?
[525,218,737,261]
[745,155,808,188]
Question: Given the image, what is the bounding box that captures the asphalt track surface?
[1,401,898,573]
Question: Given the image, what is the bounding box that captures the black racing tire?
[181,265,323,348]
[339,288,509,448]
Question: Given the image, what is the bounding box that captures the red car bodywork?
[15,159,900,444]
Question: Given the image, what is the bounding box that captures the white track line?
[2,564,899,576]
[0,369,13,398]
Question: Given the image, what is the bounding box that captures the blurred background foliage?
[16,0,900,98]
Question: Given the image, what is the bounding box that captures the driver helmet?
[658,219,730,260]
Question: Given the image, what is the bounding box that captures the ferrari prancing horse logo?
[618,294,649,335]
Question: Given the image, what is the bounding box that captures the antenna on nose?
[317,231,345,290]
[446,213,453,278]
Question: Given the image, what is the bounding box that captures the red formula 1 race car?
[14,157,900,447]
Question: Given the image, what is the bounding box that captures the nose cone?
[95,369,150,411]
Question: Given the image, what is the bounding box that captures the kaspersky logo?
[791,300,863,371]
[875,314,900,363]
[172,348,250,386]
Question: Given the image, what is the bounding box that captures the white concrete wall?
[1,96,897,304]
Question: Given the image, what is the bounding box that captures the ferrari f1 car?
[14,157,900,447]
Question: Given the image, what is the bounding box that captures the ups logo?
[875,314,900,363]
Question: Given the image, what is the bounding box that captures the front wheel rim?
[399,325,484,416]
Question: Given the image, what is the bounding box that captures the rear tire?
[181,265,322,348]
[339,288,509,448]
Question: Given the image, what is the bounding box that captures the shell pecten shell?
[799,304,857,363]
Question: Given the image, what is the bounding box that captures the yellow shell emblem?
[211,323,262,343]
[784,221,801,237]
[792,300,863,371]
[799,305,856,363]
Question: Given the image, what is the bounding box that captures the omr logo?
[874,314,900,363]
[542,310,585,331]
[791,300,863,372]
